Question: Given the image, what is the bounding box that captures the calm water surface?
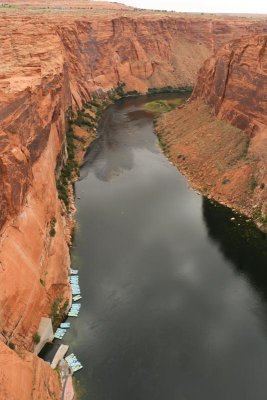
[65,95,267,400]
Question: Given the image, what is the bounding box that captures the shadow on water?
[202,198,267,302]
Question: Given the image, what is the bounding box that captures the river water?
[66,95,267,400]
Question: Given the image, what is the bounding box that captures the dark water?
[65,95,267,400]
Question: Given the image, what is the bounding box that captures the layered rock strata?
[157,34,267,227]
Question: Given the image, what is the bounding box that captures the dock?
[65,353,83,373]
[51,344,69,369]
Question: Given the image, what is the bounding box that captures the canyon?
[157,34,267,227]
[1,0,267,398]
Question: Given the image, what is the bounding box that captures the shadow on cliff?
[202,198,267,302]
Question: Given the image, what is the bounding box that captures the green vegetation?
[248,176,258,191]
[56,97,109,211]
[252,204,267,227]
[32,332,40,344]
[143,98,185,113]
[157,133,170,156]
[253,205,262,221]
[50,297,69,329]
[40,278,45,286]
[106,83,140,102]
[75,109,97,128]
[0,3,18,8]
[56,124,79,210]
[147,86,192,95]
[125,90,140,96]
[49,217,56,237]
[8,342,15,350]
[114,82,126,97]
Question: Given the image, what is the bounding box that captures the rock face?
[57,13,267,98]
[0,25,72,350]
[157,34,267,225]
[193,35,267,135]
[0,341,61,400]
[1,3,267,399]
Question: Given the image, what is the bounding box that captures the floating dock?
[54,328,67,339]
[70,269,78,275]
[51,344,69,369]
[73,295,82,301]
[68,303,81,317]
[65,353,83,373]
[60,322,71,329]
[52,268,83,377]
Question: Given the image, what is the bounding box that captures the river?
[65,94,267,400]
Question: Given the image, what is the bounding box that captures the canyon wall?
[157,34,267,227]
[57,14,267,100]
[1,4,267,398]
[0,341,61,400]
[192,34,267,135]
[0,18,73,400]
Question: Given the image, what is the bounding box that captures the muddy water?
[66,95,267,400]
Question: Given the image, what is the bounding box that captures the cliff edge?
[157,34,267,228]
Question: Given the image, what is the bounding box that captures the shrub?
[50,297,69,328]
[115,82,126,97]
[49,217,56,237]
[249,176,257,191]
[148,86,193,95]
[126,90,140,96]
[49,227,56,237]
[33,332,40,344]
[56,123,79,210]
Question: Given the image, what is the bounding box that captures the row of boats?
[54,268,83,373]
[65,353,83,372]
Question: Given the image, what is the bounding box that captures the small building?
[34,317,54,355]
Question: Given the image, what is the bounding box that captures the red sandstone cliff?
[157,34,267,227]
[56,13,267,99]
[0,341,61,400]
[1,2,267,399]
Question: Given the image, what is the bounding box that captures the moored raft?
[69,277,79,283]
[54,328,67,339]
[70,269,78,275]
[60,322,71,329]
[68,303,81,317]
[65,353,83,373]
[73,295,82,301]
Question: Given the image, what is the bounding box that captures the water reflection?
[80,94,188,182]
[202,198,267,301]
[69,95,267,400]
